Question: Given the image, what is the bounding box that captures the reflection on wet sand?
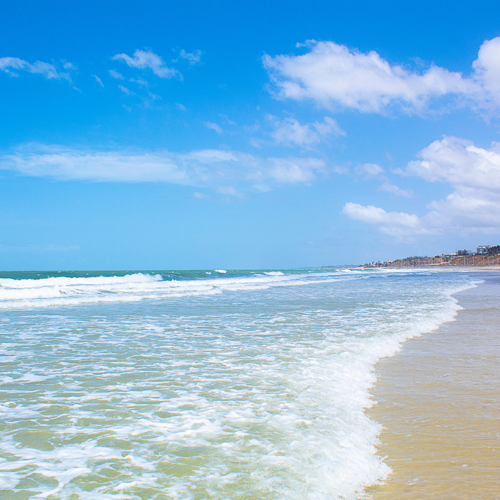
[368,274,500,499]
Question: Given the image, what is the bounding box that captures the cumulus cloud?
[472,37,500,106]
[0,56,73,80]
[342,202,427,236]
[203,121,223,135]
[403,136,500,231]
[269,116,345,146]
[263,37,500,113]
[112,50,181,79]
[0,144,326,192]
[344,136,500,235]
[403,136,500,190]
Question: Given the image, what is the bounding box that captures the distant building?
[476,245,490,255]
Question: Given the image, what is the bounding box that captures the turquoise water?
[0,269,473,499]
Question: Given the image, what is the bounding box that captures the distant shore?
[366,273,500,499]
[362,251,500,270]
[357,265,500,271]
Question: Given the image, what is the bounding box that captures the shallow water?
[0,269,473,499]
[368,274,500,499]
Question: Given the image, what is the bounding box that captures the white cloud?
[342,202,428,236]
[131,77,148,87]
[118,85,134,96]
[332,165,349,175]
[314,116,346,137]
[472,37,500,106]
[0,144,326,192]
[379,182,414,198]
[263,38,500,113]
[2,146,185,183]
[180,149,237,164]
[218,186,244,197]
[179,49,202,65]
[109,69,124,79]
[426,188,500,232]
[92,74,104,87]
[204,121,223,135]
[269,116,345,146]
[343,136,500,236]
[403,136,500,190]
[219,114,236,125]
[176,103,187,111]
[268,157,325,183]
[403,136,500,231]
[355,163,384,179]
[0,56,73,80]
[112,50,181,79]
[147,91,160,101]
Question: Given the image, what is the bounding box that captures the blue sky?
[1,0,500,270]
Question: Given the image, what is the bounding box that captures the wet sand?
[367,273,500,499]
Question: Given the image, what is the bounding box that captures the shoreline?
[366,272,500,498]
[357,265,500,271]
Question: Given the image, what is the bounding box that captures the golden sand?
[367,274,500,499]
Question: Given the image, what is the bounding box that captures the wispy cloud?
[130,77,148,87]
[179,49,202,65]
[204,121,223,135]
[113,49,181,79]
[264,37,500,114]
[109,69,124,80]
[118,85,134,96]
[268,157,325,183]
[219,114,236,125]
[92,74,104,87]
[1,144,327,192]
[268,116,345,147]
[379,182,414,198]
[218,186,244,197]
[0,56,74,81]
[354,163,384,179]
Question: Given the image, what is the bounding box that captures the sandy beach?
[367,272,500,499]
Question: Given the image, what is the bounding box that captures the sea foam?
[0,269,473,498]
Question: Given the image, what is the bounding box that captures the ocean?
[0,268,474,499]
